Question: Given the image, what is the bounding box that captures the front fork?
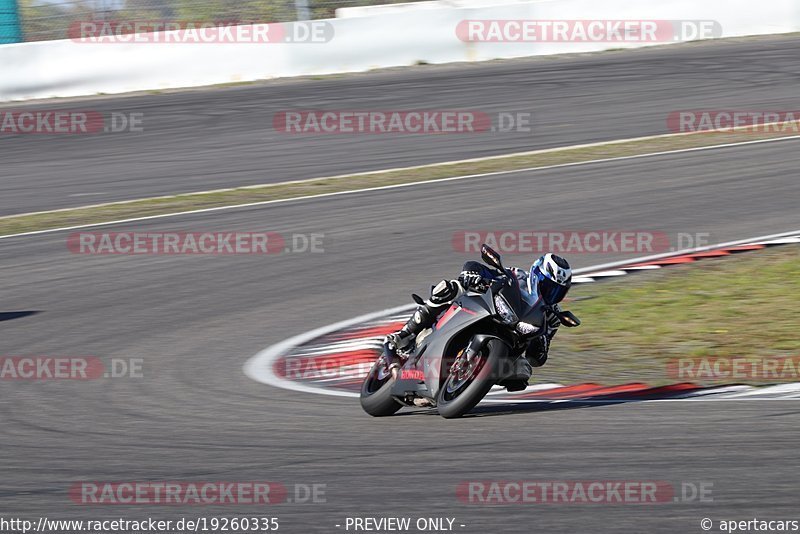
[449,334,507,379]
[451,336,483,371]
[380,341,403,379]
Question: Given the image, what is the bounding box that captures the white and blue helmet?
[530,253,572,304]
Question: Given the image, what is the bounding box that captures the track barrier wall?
[1,0,799,101]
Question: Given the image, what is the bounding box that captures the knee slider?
[412,306,434,327]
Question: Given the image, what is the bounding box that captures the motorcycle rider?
[386,253,572,368]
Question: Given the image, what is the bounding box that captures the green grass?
[2,125,798,237]
[534,246,800,386]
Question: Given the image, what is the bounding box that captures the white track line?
[243,304,413,398]
[243,230,800,399]
[3,134,800,241]
[6,121,800,221]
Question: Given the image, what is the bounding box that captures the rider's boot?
[386,305,436,354]
[386,280,460,355]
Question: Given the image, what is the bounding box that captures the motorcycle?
[360,244,580,419]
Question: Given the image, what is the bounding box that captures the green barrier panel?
[0,0,22,44]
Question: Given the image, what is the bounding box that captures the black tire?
[436,339,505,419]
[360,357,402,417]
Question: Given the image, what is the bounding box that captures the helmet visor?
[532,266,570,304]
[540,277,569,304]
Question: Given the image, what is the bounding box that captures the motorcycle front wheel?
[436,338,504,419]
[360,354,403,417]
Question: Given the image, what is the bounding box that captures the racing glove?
[546,304,562,331]
[459,271,489,292]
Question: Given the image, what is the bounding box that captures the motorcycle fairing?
[391,291,493,400]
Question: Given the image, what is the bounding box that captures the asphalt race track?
[2,34,800,215]
[1,137,799,532]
